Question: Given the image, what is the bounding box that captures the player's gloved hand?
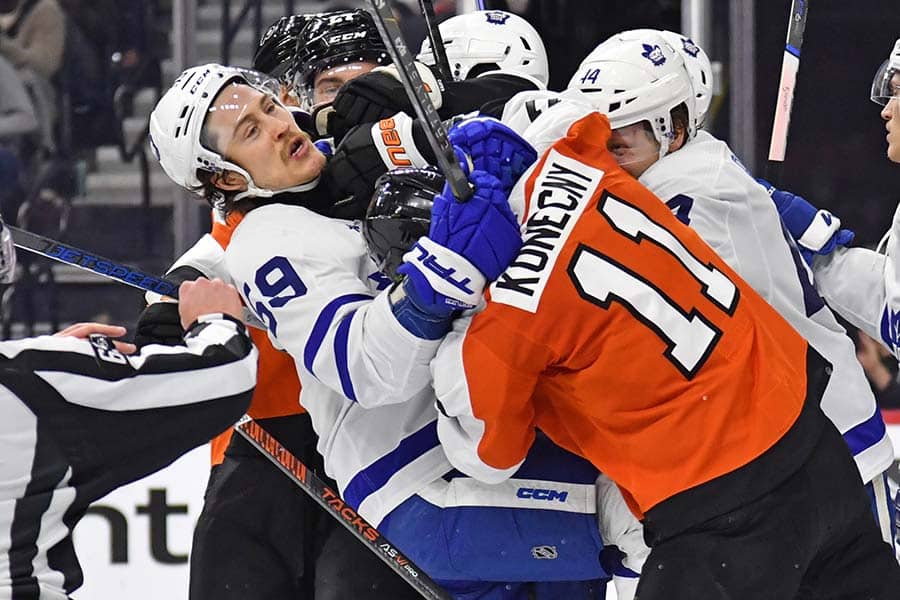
[134,301,185,347]
[326,112,435,219]
[757,178,855,266]
[596,473,648,600]
[447,116,538,193]
[327,62,442,144]
[429,169,522,282]
[397,237,486,317]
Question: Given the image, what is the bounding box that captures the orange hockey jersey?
[433,112,818,521]
[208,212,303,466]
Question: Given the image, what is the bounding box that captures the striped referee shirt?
[0,314,257,599]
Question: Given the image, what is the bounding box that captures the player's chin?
[888,145,900,164]
[293,149,327,183]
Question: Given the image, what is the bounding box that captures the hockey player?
[139,62,421,600]
[148,63,613,598]
[290,8,391,111]
[876,38,900,164]
[560,30,898,548]
[136,9,539,598]
[0,220,258,599]
[427,93,900,599]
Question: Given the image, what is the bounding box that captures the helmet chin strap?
[217,158,321,202]
[234,176,321,202]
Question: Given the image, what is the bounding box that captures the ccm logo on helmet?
[378,117,412,167]
[327,31,367,44]
[516,487,569,502]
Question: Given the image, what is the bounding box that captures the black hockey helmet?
[364,167,445,280]
[253,14,318,83]
[291,9,390,106]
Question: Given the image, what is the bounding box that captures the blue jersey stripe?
[303,293,372,375]
[843,410,887,456]
[343,420,440,509]
[333,310,357,402]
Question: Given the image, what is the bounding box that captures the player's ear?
[211,170,249,192]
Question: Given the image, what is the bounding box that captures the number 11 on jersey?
[569,193,739,379]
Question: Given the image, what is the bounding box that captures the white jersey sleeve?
[812,247,887,342]
[814,201,900,360]
[144,233,229,305]
[639,132,893,483]
[225,203,440,409]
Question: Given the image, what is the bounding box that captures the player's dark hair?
[194,170,253,216]
[671,103,690,144]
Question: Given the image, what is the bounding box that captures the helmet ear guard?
[363,167,445,280]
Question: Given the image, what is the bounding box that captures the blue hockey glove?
[757,178,855,265]
[448,116,538,192]
[430,169,522,282]
[396,237,486,317]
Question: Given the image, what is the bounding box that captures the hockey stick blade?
[8,225,267,329]
[365,0,473,201]
[233,416,452,600]
[419,0,453,84]
[767,0,809,169]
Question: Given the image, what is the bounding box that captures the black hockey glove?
[327,71,414,144]
[134,301,184,347]
[325,113,437,220]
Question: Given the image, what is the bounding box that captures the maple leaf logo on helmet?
[681,37,700,58]
[641,43,667,66]
[485,11,511,25]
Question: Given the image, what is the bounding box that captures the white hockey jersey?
[813,203,900,364]
[499,92,893,483]
[224,203,453,524]
[638,131,893,483]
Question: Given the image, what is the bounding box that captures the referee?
[0,222,258,600]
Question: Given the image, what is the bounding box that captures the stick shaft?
[233,416,452,600]
[419,0,453,83]
[365,0,472,201]
[767,0,809,165]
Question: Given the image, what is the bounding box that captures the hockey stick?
[419,0,453,84]
[8,225,180,297]
[8,224,451,599]
[365,0,473,201]
[233,416,451,600]
[766,0,809,181]
[7,225,268,330]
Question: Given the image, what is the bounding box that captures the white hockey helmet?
[417,10,549,88]
[568,32,696,159]
[871,38,900,105]
[149,63,313,200]
[646,30,712,129]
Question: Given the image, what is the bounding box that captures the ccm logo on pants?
[516,488,569,502]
